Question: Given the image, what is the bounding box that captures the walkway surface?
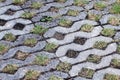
[0,0,120,80]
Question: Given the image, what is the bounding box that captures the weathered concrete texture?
[0,0,120,80]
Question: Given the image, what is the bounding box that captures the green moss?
[88,12,101,21]
[87,54,101,63]
[111,59,120,68]
[79,68,95,79]
[117,45,120,53]
[4,33,16,41]
[24,70,40,80]
[45,43,58,52]
[93,41,107,49]
[40,16,53,22]
[94,1,106,10]
[0,44,9,55]
[74,0,89,6]
[59,19,72,27]
[21,12,35,19]
[56,62,71,72]
[108,16,120,26]
[49,75,63,80]
[34,55,50,66]
[104,73,120,80]
[2,64,18,74]
[67,10,79,16]
[101,28,115,37]
[81,24,94,32]
[31,2,43,9]
[13,0,26,5]
[24,38,37,47]
[31,25,48,35]
[110,3,120,14]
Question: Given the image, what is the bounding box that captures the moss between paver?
[79,68,95,79]
[94,1,107,10]
[93,41,107,49]
[74,0,89,6]
[104,73,120,80]
[2,64,18,74]
[49,75,63,80]
[87,54,101,63]
[56,62,71,73]
[24,70,40,80]
[110,3,120,14]
[101,28,115,37]
[45,43,58,52]
[111,59,120,68]
[4,33,16,41]
[58,19,72,27]
[67,10,79,16]
[0,44,9,55]
[23,38,37,47]
[13,0,26,5]
[33,55,50,66]
[81,24,94,32]
[31,2,43,9]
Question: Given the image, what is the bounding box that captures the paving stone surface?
[0,0,120,80]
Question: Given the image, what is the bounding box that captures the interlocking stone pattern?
[0,0,120,80]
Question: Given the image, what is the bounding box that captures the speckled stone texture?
[0,0,120,80]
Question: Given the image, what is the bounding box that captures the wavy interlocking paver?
[0,0,120,80]
[59,43,117,64]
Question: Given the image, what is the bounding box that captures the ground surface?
[0,0,120,80]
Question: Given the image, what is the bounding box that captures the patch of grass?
[31,25,48,35]
[67,9,79,16]
[4,33,16,41]
[12,0,26,5]
[104,73,120,80]
[111,59,120,68]
[24,70,40,80]
[94,1,106,10]
[0,44,9,55]
[110,3,120,14]
[88,12,101,21]
[21,12,35,19]
[2,64,18,74]
[79,68,95,79]
[31,2,43,9]
[54,0,67,3]
[14,51,29,60]
[101,28,115,37]
[117,45,120,53]
[24,38,37,47]
[87,54,101,63]
[74,0,89,6]
[56,62,71,72]
[45,43,58,52]
[81,24,94,32]
[108,16,120,26]
[58,19,72,27]
[40,16,53,22]
[49,75,63,80]
[33,55,50,66]
[93,41,107,49]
